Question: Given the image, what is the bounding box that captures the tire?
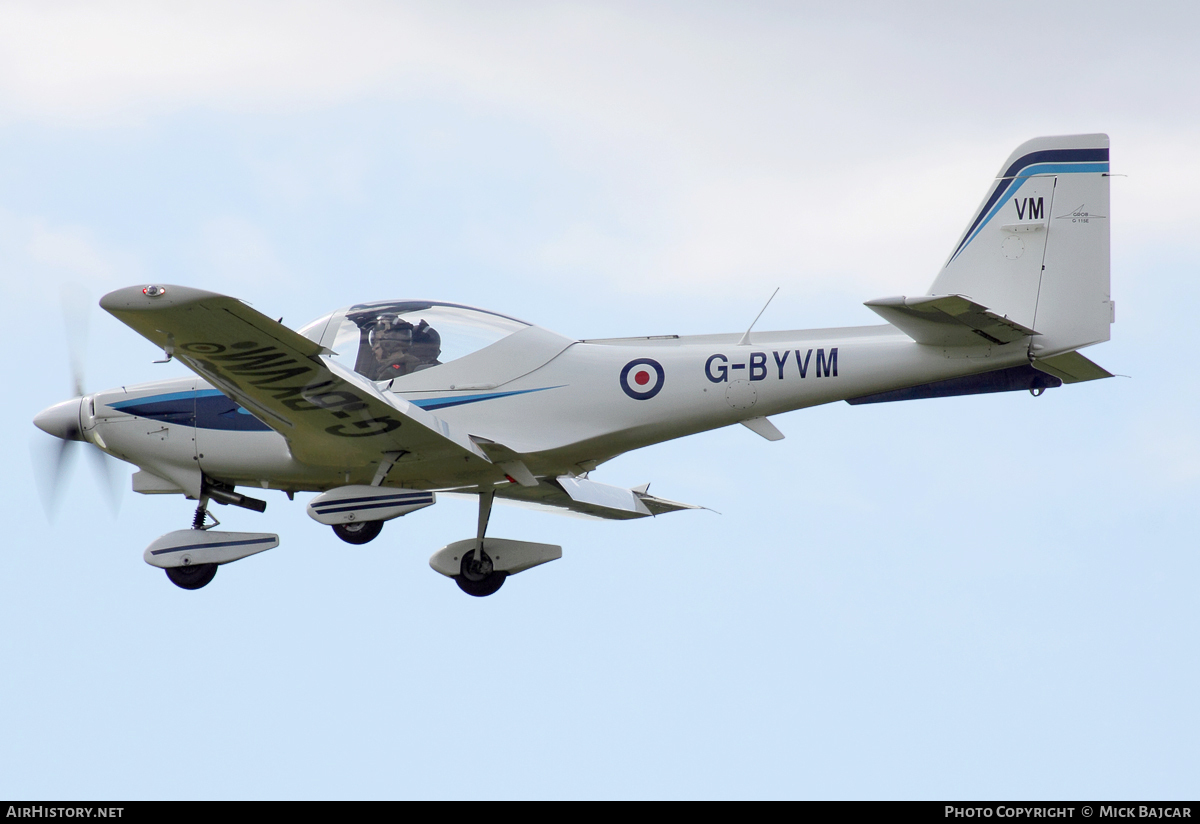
[165,563,218,590]
[455,572,507,597]
[456,548,506,597]
[333,520,384,545]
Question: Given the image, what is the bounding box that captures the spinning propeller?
[32,288,119,516]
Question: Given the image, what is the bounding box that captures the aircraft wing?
[100,285,494,473]
[492,476,702,521]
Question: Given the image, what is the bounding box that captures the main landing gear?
[333,519,384,545]
[166,562,218,590]
[166,498,220,591]
[457,548,507,597]
[455,488,506,597]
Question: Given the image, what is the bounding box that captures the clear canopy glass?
[301,301,528,382]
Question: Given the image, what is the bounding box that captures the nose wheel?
[165,495,222,590]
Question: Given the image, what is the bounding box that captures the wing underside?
[101,285,496,480]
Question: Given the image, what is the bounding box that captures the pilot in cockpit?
[368,315,420,380]
[410,320,442,372]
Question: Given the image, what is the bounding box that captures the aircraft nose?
[34,397,85,441]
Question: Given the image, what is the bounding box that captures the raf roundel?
[620,358,665,400]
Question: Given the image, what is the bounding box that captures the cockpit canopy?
[299,301,529,382]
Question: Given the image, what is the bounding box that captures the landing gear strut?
[454,488,506,597]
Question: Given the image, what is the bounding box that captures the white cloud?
[0,2,410,124]
[26,220,124,281]
[5,3,1196,140]
[193,215,291,288]
[0,210,141,301]
[1,2,1197,297]
[1116,130,1200,247]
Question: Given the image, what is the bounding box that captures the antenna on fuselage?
[737,287,779,346]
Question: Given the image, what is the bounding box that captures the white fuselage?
[81,320,1028,495]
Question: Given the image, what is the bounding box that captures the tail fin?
[929,134,1111,357]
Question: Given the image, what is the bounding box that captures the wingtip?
[99,284,228,314]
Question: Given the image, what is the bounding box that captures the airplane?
[33,134,1116,597]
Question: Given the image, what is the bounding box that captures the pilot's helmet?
[411,320,441,359]
[372,315,414,354]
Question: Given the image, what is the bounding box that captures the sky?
[2,0,1198,800]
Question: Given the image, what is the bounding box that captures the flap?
[559,476,652,516]
[1031,351,1114,383]
[101,285,495,472]
[492,476,702,521]
[865,294,1038,346]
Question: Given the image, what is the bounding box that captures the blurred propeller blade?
[86,439,122,513]
[31,437,79,518]
[33,284,120,518]
[60,283,92,399]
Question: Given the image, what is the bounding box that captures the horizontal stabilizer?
[865,294,1038,346]
[846,364,1061,405]
[1031,351,1113,383]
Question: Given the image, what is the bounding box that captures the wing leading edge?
[101,285,494,477]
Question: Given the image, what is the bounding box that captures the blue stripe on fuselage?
[110,384,564,430]
[109,389,272,432]
[405,386,562,411]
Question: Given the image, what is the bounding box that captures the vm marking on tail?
[947,144,1109,264]
[1014,196,1044,221]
